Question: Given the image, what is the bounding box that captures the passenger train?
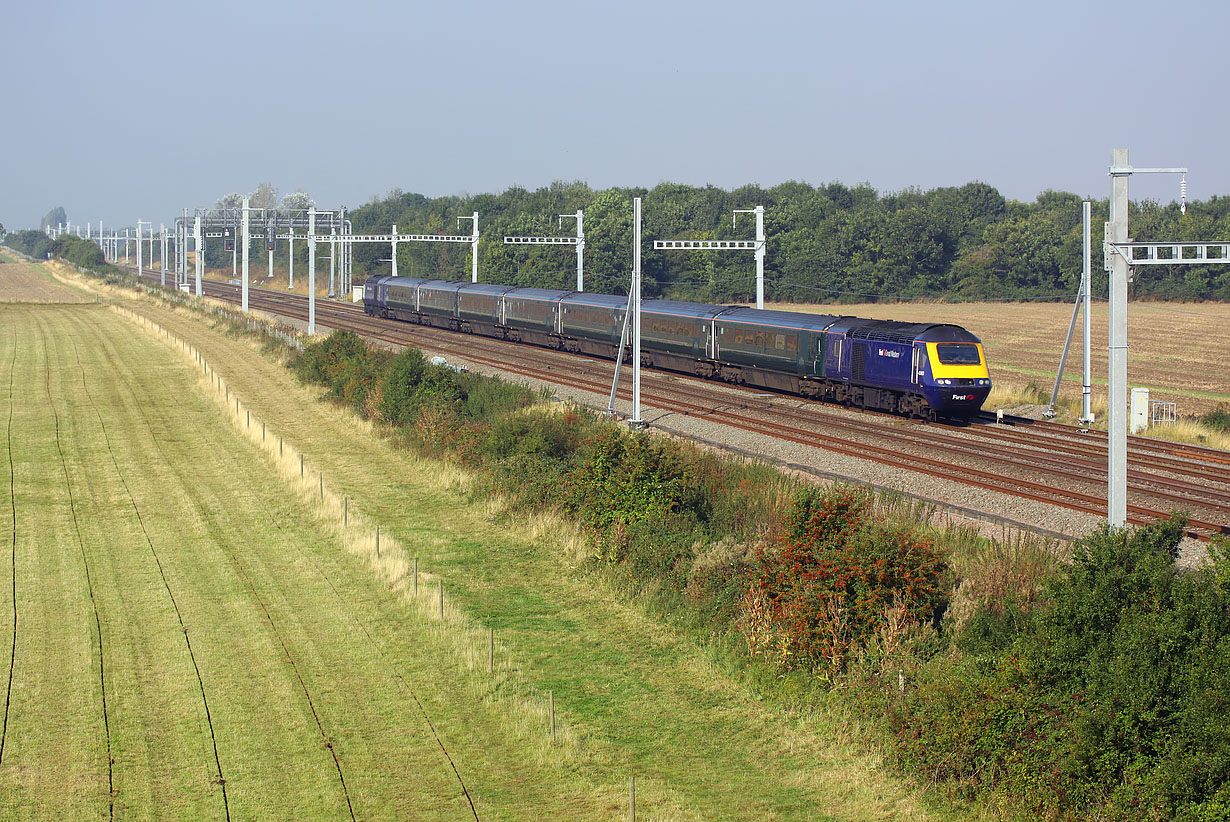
[363,276,992,420]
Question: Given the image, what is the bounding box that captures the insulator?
[1181,175,1187,215]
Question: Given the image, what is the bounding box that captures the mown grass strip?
[41,319,115,818]
[84,305,495,819]
[0,325,16,767]
[72,325,234,822]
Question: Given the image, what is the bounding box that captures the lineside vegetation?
[290,327,1230,821]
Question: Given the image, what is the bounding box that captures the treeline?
[348,181,1230,303]
[3,229,52,260]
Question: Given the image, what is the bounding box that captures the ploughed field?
[0,272,941,819]
[779,300,1230,416]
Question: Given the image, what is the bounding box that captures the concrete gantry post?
[308,207,317,335]
[136,219,145,281]
[630,196,644,427]
[753,205,765,309]
[1107,148,1131,527]
[288,227,295,289]
[160,224,167,287]
[391,224,398,277]
[339,206,348,294]
[461,211,479,282]
[576,209,585,291]
[1080,201,1093,427]
[328,224,336,298]
[241,196,251,313]
[194,215,203,297]
[559,209,584,291]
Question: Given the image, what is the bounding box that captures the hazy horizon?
[3,0,1226,231]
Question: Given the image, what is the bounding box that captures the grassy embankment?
[0,268,948,818]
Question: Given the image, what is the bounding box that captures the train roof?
[829,317,981,344]
[713,306,843,332]
[642,299,730,320]
[503,287,574,302]
[417,279,468,293]
[383,276,431,289]
[559,292,629,310]
[457,282,518,296]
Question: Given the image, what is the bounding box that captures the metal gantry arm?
[308,213,481,283]
[503,209,586,291]
[654,205,766,308]
[457,212,480,283]
[1105,241,1230,266]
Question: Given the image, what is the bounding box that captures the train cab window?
[935,343,981,365]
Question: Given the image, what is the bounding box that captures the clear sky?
[2,0,1226,231]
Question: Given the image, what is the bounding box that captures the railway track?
[136,272,1230,541]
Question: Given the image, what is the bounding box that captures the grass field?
[0,275,952,818]
[771,299,1230,419]
[0,258,94,303]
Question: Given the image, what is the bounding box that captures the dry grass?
[0,258,94,302]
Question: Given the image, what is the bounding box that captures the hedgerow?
[288,328,1230,821]
[879,518,1230,820]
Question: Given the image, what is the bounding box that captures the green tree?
[40,206,67,232]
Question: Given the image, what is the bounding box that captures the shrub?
[4,229,51,260]
[291,330,368,387]
[378,347,428,424]
[891,515,1230,820]
[50,234,109,271]
[487,408,580,460]
[744,485,948,676]
[1200,405,1230,433]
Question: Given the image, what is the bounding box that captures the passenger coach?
[363,275,992,420]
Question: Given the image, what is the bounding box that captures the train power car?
[363,275,992,420]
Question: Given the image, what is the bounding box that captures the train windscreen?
[935,343,981,365]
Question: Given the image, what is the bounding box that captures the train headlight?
[936,378,951,385]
